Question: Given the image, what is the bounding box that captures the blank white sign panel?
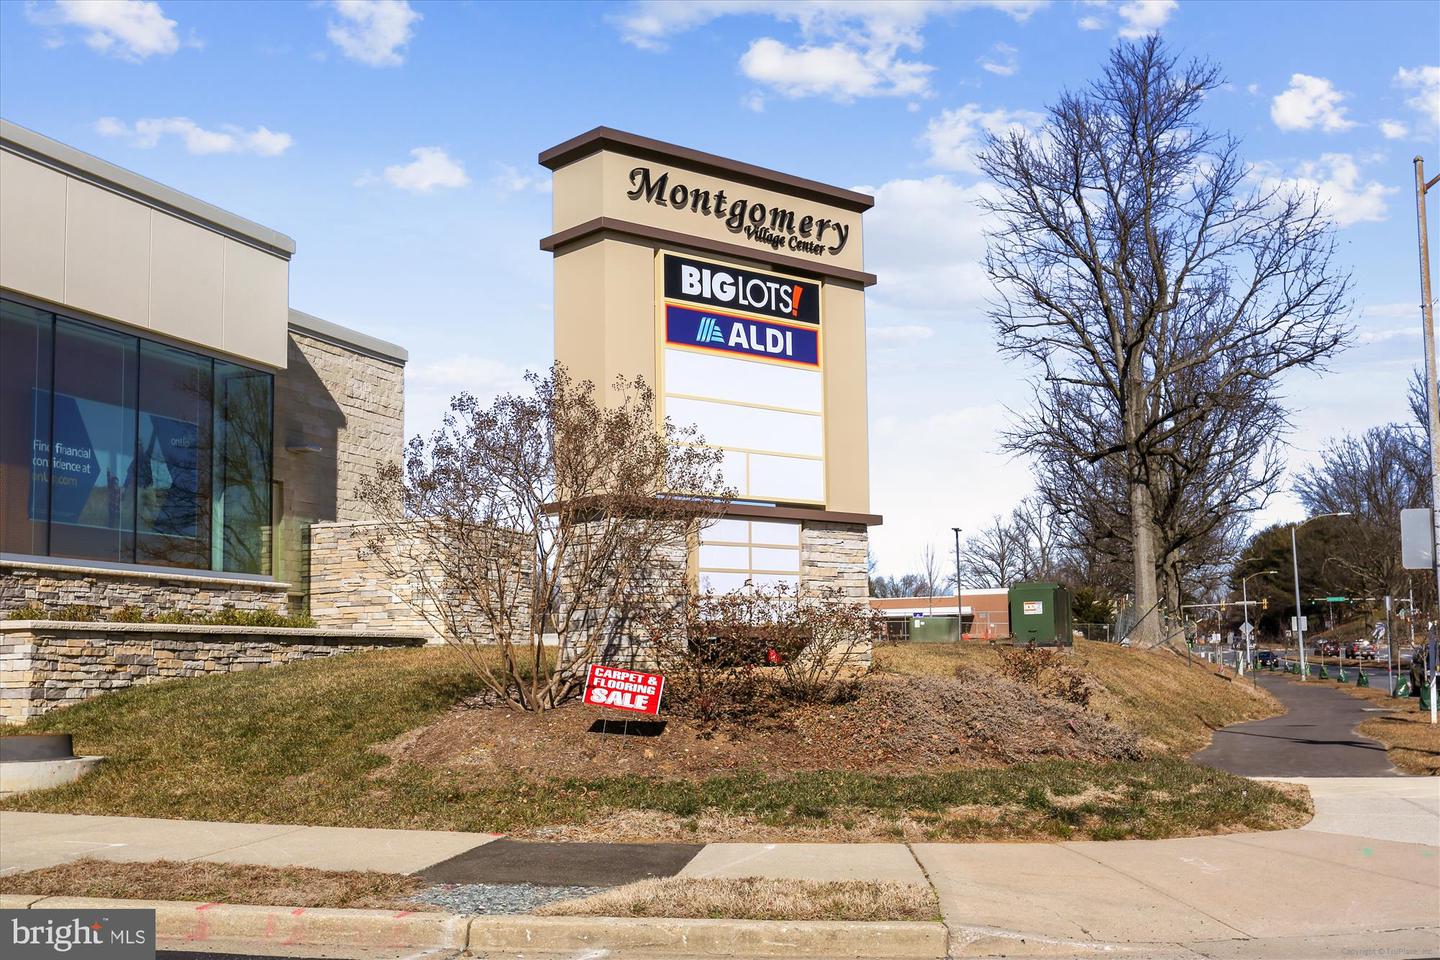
[749,454,824,503]
[665,348,822,412]
[665,397,823,457]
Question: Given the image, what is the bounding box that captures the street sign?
[1401,508,1433,570]
[585,665,665,715]
[1290,616,1309,631]
[1324,596,1347,602]
[1240,622,1254,638]
[1373,622,1387,641]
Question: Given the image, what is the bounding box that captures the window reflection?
[0,299,273,577]
[47,318,139,564]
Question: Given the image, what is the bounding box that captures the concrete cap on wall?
[288,308,408,365]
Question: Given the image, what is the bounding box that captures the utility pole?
[951,527,963,643]
[1242,569,1276,688]
[1291,513,1350,679]
[1413,156,1440,723]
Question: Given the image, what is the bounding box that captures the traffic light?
[1261,598,1269,611]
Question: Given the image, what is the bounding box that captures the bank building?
[0,121,878,720]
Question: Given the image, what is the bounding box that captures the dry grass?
[874,639,1280,754]
[535,876,940,922]
[0,858,434,911]
[1279,674,1440,776]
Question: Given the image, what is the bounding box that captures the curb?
[2,895,950,959]
[469,915,948,958]
[6,896,468,953]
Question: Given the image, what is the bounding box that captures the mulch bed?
[377,672,1142,780]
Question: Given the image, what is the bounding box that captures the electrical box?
[1008,582,1073,647]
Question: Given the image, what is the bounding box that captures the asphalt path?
[1193,673,1402,777]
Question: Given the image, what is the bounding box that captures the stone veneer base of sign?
[0,621,425,724]
[0,560,289,618]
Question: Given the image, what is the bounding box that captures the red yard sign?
[584,664,665,716]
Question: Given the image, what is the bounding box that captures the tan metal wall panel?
[0,150,66,303]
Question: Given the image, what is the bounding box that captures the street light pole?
[1291,513,1351,680]
[1412,156,1440,722]
[1241,568,1277,687]
[952,527,963,643]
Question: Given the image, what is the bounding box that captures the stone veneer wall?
[273,327,405,612]
[0,560,288,618]
[309,519,534,644]
[0,622,424,723]
[800,520,872,665]
[799,521,870,600]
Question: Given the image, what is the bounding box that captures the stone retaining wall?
[1,561,288,618]
[0,622,424,723]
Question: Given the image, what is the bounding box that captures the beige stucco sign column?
[540,127,879,600]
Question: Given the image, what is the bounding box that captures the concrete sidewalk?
[0,812,499,876]
[4,778,1438,959]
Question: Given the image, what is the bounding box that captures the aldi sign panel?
[666,304,819,366]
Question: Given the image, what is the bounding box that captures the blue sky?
[3,0,1437,576]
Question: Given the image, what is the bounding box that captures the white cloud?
[740,36,931,101]
[1115,0,1176,38]
[979,41,1018,77]
[921,103,1045,174]
[855,175,993,313]
[325,0,419,67]
[27,0,179,61]
[380,147,469,193]
[1395,65,1440,130]
[1270,74,1355,132]
[1077,15,1104,30]
[612,1,1043,101]
[611,1,1043,52]
[490,163,550,195]
[1258,153,1395,228]
[406,353,532,442]
[741,91,766,112]
[94,117,293,156]
[1378,119,1409,140]
[869,324,935,344]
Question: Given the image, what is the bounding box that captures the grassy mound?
[875,639,1281,754]
[1,644,1304,840]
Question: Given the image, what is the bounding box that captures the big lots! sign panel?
[657,251,826,507]
[585,664,665,715]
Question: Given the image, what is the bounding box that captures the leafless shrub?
[357,363,733,711]
[994,647,1094,708]
[647,583,884,720]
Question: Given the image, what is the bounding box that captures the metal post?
[1242,577,1253,683]
[1292,524,1308,679]
[1385,595,1394,696]
[951,527,963,643]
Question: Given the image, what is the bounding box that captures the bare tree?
[957,515,1025,588]
[1295,424,1428,600]
[358,364,733,711]
[1011,496,1062,581]
[919,543,947,610]
[870,572,929,598]
[980,38,1350,645]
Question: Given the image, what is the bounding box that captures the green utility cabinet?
[910,615,959,644]
[1008,582,1073,647]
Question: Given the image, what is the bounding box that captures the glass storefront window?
[214,361,272,574]
[0,298,273,577]
[137,343,213,569]
[47,318,139,564]
[0,300,53,556]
